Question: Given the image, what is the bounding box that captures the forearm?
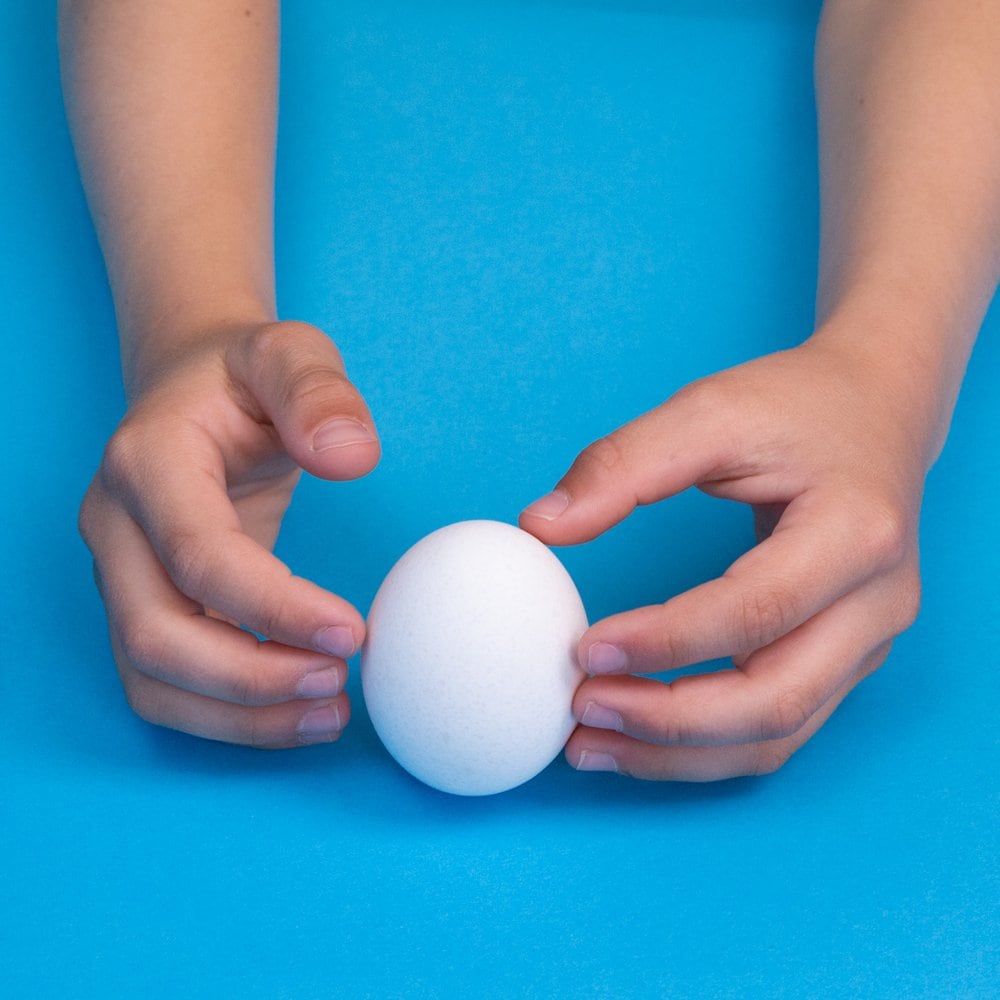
[812,0,1000,459]
[58,0,280,397]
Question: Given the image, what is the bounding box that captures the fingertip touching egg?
[361,520,588,796]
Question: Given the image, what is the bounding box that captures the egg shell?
[361,520,589,796]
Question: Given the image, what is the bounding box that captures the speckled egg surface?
[360,520,589,796]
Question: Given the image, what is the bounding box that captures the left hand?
[520,339,929,780]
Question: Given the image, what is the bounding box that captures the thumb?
[231,320,381,480]
[519,386,731,546]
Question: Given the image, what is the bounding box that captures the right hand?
[79,319,381,748]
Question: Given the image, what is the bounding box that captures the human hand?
[80,320,380,748]
[520,340,928,780]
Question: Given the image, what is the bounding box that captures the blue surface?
[3,2,998,997]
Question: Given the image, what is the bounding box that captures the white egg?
[361,520,588,796]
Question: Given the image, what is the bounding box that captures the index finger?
[102,421,363,655]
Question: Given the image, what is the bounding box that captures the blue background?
[3,1,998,997]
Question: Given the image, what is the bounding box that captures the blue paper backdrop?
[2,2,997,997]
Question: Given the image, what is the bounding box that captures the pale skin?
[61,1,1000,776]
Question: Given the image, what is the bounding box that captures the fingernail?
[312,418,375,452]
[576,750,619,773]
[314,625,356,658]
[297,667,344,698]
[586,642,627,674]
[521,489,570,522]
[297,704,343,743]
[581,701,624,732]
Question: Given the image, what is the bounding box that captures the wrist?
[807,293,974,467]
[120,296,274,401]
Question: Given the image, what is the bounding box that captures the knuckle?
[749,743,794,776]
[857,641,892,682]
[245,321,317,368]
[759,686,813,741]
[656,714,696,747]
[77,485,101,551]
[225,671,259,709]
[246,710,267,749]
[245,710,289,750]
[243,322,285,375]
[249,584,294,644]
[655,627,688,673]
[246,322,347,408]
[117,615,169,677]
[163,530,218,599]
[892,570,923,634]
[671,376,714,411]
[575,434,629,480]
[119,671,162,727]
[671,377,731,425]
[100,422,147,493]
[857,502,910,568]
[284,363,349,417]
[736,584,797,651]
[653,678,698,744]
[224,658,272,708]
